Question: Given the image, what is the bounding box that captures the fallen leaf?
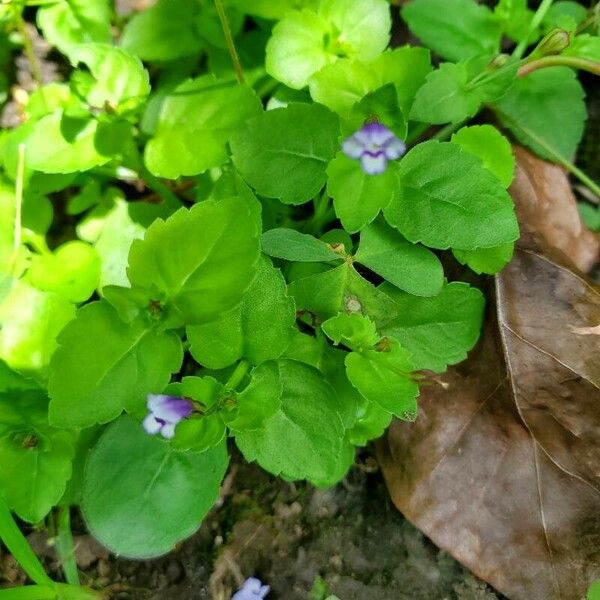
[377,247,600,600]
[571,325,600,336]
[509,146,600,273]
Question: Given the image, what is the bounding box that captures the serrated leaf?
[69,44,150,113]
[0,390,76,523]
[492,67,586,161]
[266,0,391,89]
[24,112,130,174]
[187,256,296,369]
[289,262,398,327]
[121,0,204,61]
[345,338,418,419]
[27,241,100,303]
[0,279,75,376]
[231,103,340,205]
[402,0,501,62]
[321,313,379,351]
[380,281,485,372]
[346,396,392,446]
[261,228,341,262]
[453,243,515,275]
[383,141,519,250]
[326,153,400,233]
[37,0,112,55]
[82,416,228,558]
[48,301,183,428]
[127,196,260,325]
[235,359,346,485]
[451,125,515,187]
[145,76,261,179]
[355,219,443,297]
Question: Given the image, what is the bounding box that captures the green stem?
[56,507,79,586]
[214,0,245,84]
[405,121,431,145]
[137,162,181,210]
[310,191,334,235]
[513,0,555,59]
[0,586,57,600]
[9,143,25,276]
[0,496,52,586]
[431,120,466,141]
[495,108,600,200]
[518,55,600,76]
[224,360,250,392]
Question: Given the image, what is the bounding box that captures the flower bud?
[532,29,571,58]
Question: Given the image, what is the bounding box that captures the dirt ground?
[1,448,504,600]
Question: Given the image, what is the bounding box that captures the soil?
[1,448,504,600]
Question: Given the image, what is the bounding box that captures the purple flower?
[143,394,194,439]
[231,577,270,600]
[342,122,406,175]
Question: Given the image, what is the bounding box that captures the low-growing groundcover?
[0,0,598,598]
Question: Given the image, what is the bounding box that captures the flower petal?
[143,414,161,435]
[152,396,194,422]
[358,122,395,146]
[160,422,176,439]
[342,135,365,159]
[383,137,406,160]
[361,152,387,175]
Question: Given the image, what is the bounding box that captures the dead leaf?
[377,248,600,600]
[509,146,600,273]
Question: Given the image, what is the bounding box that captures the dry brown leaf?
[377,247,600,600]
[510,146,600,272]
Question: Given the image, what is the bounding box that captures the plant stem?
[224,359,250,392]
[56,507,80,586]
[214,0,245,84]
[495,108,600,200]
[518,55,600,76]
[431,120,466,141]
[137,161,181,210]
[0,496,52,586]
[513,0,556,59]
[14,8,44,88]
[9,143,25,276]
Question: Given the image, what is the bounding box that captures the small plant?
[0,0,598,591]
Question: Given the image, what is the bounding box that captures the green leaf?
[232,0,318,20]
[82,416,228,558]
[346,397,392,446]
[288,262,398,327]
[453,243,514,275]
[401,0,501,62]
[542,1,587,33]
[127,196,260,325]
[24,112,130,174]
[266,0,391,89]
[145,76,262,179]
[231,103,340,205]
[321,313,379,351]
[494,0,536,42]
[309,59,379,117]
[383,141,519,250]
[451,125,515,188]
[37,0,112,55]
[380,281,485,372]
[121,0,204,61]
[227,361,284,431]
[165,377,226,453]
[261,228,341,262]
[0,361,39,393]
[410,57,517,125]
[563,34,600,61]
[579,203,600,232]
[345,338,418,419]
[48,301,183,428]
[69,44,150,114]
[0,279,75,376]
[27,241,100,303]
[187,256,296,369]
[355,219,443,297]
[0,390,76,523]
[235,360,346,485]
[492,67,586,161]
[326,153,400,233]
[588,579,600,600]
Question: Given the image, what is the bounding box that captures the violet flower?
[143,394,194,439]
[231,577,270,600]
[342,122,406,175]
